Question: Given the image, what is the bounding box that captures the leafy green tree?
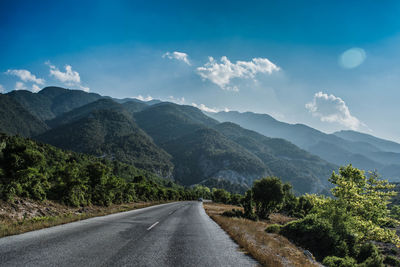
[281,165,399,263]
[212,188,231,203]
[242,190,256,220]
[229,193,243,205]
[328,165,399,244]
[252,177,285,219]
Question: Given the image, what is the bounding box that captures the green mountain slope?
[36,109,173,177]
[162,128,270,186]
[335,130,400,153]
[134,102,219,144]
[210,111,400,181]
[0,94,49,137]
[47,98,128,128]
[7,86,103,121]
[0,133,192,206]
[214,122,335,193]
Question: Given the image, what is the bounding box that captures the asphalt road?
[0,201,257,266]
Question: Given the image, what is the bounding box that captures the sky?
[1,0,400,142]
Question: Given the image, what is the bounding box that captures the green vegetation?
[8,86,103,121]
[279,165,399,265]
[37,109,174,177]
[163,128,269,186]
[200,178,249,194]
[1,87,342,194]
[214,122,335,194]
[0,133,201,207]
[0,94,48,137]
[217,165,400,265]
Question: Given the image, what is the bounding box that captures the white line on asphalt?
[147,221,159,231]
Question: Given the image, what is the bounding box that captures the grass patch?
[204,202,319,267]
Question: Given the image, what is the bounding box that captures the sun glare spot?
[339,48,366,69]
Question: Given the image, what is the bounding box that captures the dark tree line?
[0,134,203,206]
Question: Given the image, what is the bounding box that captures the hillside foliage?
[0,134,200,206]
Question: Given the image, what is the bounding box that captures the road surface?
[0,201,257,266]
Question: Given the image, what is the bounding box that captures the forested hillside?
[0,133,196,206]
[7,87,103,121]
[214,122,335,193]
[0,87,342,194]
[210,111,400,181]
[0,94,49,137]
[37,109,174,177]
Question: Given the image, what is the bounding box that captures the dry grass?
[204,203,320,267]
[0,198,169,238]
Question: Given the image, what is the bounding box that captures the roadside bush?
[222,209,243,218]
[322,256,357,267]
[212,188,231,204]
[230,193,243,206]
[280,213,355,260]
[265,224,281,234]
[356,242,384,267]
[356,242,381,264]
[252,177,285,219]
[384,255,400,266]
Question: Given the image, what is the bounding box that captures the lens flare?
[339,48,366,69]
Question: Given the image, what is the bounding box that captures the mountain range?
[1,86,399,194]
[209,111,400,181]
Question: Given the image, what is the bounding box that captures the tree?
[252,177,285,219]
[328,165,399,244]
[242,190,256,220]
[212,188,231,203]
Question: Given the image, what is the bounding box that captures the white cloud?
[191,102,229,113]
[162,51,191,65]
[305,91,365,130]
[78,85,90,93]
[47,62,80,83]
[197,56,280,91]
[46,61,89,92]
[167,96,185,104]
[5,69,45,85]
[32,84,41,93]
[15,81,26,90]
[134,95,154,102]
[0,84,4,93]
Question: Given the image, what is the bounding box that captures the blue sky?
[1,0,400,142]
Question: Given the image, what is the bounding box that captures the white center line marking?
[147,221,159,231]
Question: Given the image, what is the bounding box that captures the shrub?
[265,224,281,234]
[252,177,284,219]
[384,255,400,266]
[241,190,256,220]
[212,188,231,204]
[280,213,352,260]
[356,243,381,263]
[322,256,357,267]
[222,209,243,218]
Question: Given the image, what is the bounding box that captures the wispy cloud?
[305,91,365,130]
[15,81,26,90]
[162,51,191,65]
[192,102,229,113]
[197,56,280,91]
[32,84,41,93]
[0,84,4,93]
[134,95,154,101]
[46,61,89,92]
[5,69,45,85]
[167,96,185,104]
